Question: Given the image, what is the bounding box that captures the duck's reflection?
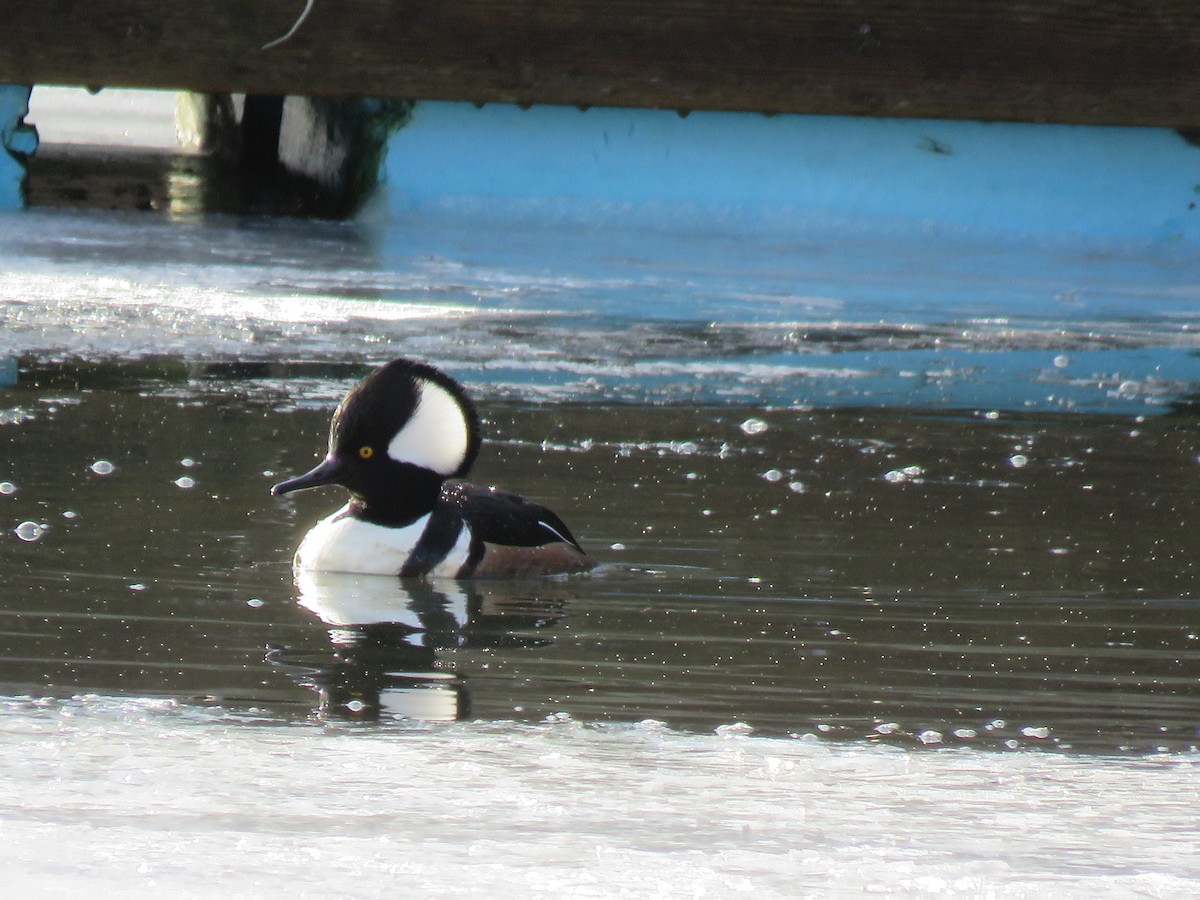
[270,571,566,722]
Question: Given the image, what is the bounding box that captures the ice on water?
[0,696,1196,898]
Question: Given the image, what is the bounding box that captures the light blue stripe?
[382,101,1200,242]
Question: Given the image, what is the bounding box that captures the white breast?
[293,504,471,577]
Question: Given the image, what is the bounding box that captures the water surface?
[3,377,1198,753]
[1,204,1199,895]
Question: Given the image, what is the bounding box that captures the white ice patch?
[2,703,1199,898]
[387,378,471,476]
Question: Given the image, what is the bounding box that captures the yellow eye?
[358,445,375,459]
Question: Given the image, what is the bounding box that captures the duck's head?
[271,359,481,521]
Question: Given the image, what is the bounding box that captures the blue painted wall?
[0,85,37,211]
[382,102,1200,242]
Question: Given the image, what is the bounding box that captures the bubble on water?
[89,459,116,476]
[761,468,783,482]
[916,729,943,745]
[0,481,15,495]
[246,598,264,609]
[1004,739,1020,749]
[716,722,755,738]
[787,481,806,493]
[676,441,698,455]
[874,722,900,735]
[983,410,1000,420]
[1008,454,1029,468]
[14,521,45,542]
[953,728,977,740]
[345,699,367,713]
[610,542,626,551]
[1115,380,1139,398]
[684,472,699,481]
[1053,355,1070,369]
[173,476,196,490]
[61,510,78,519]
[128,583,148,592]
[1021,725,1051,739]
[740,418,768,435]
[884,465,924,483]
[985,718,1006,730]
[179,457,198,468]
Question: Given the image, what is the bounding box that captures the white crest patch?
[386,377,470,475]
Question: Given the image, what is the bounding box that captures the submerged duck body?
[272,358,595,578]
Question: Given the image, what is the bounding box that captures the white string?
[262,0,316,50]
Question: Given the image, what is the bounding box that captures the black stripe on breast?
[398,507,465,578]
[456,536,487,578]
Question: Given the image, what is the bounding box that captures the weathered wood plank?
[2,1,1199,127]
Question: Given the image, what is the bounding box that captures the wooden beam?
[2,1,1199,127]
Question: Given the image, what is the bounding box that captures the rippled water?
[1,203,1199,895]
[3,378,1198,748]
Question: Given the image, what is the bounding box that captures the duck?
[271,358,596,578]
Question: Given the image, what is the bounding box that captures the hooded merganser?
[271,358,595,578]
